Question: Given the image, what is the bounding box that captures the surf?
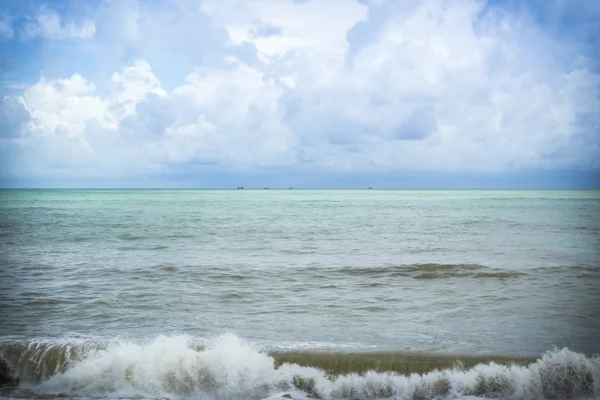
[1,334,598,399]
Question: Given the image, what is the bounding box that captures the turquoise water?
[0,190,599,399]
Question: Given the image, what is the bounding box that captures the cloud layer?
[0,0,599,187]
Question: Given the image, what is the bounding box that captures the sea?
[0,189,599,400]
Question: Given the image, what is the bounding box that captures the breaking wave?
[1,334,599,399]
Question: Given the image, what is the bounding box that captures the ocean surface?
[0,189,599,400]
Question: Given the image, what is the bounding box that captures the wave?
[1,334,598,399]
[310,263,600,280]
[326,264,530,280]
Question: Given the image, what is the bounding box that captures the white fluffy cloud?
[201,0,367,63]
[1,0,599,183]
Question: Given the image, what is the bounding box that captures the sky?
[0,0,599,189]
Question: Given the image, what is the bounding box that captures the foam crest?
[31,334,275,399]
[1,334,597,400]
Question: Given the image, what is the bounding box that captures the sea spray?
[0,334,598,399]
[30,335,275,399]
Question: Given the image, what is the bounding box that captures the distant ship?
[236,186,244,190]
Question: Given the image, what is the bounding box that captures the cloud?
[2,58,297,177]
[24,11,96,39]
[0,97,29,137]
[250,23,283,38]
[201,0,367,61]
[0,0,599,186]
[0,15,13,39]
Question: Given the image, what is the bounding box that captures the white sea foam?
[2,334,596,400]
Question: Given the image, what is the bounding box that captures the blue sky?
[0,0,599,188]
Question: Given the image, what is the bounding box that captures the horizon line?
[1,188,599,191]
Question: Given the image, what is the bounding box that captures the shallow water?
[0,189,599,399]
